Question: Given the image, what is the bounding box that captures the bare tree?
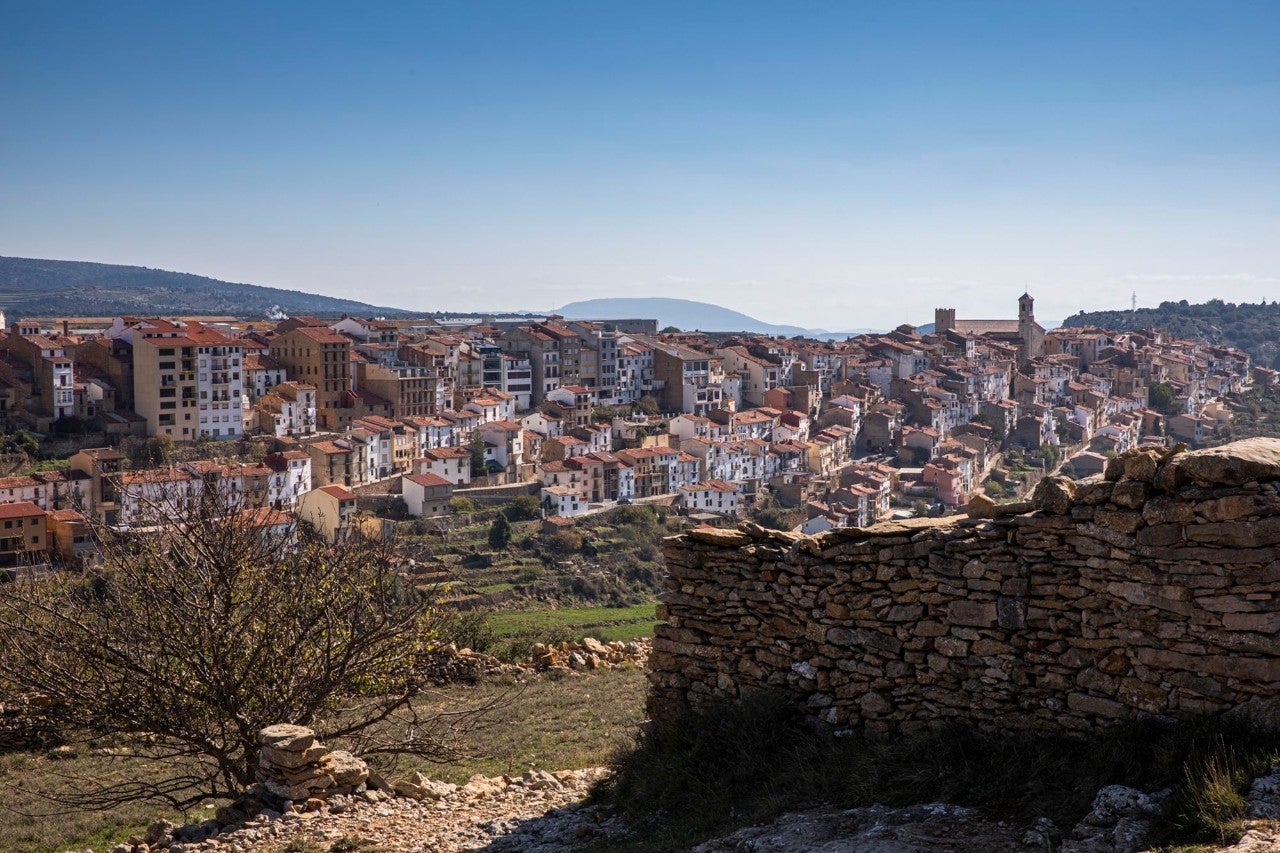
[0,485,476,810]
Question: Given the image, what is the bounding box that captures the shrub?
[505,495,541,521]
[0,489,464,809]
[488,514,513,550]
[543,530,583,556]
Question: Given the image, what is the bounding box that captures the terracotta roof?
[121,467,191,485]
[0,475,41,490]
[309,441,351,455]
[318,485,356,500]
[419,447,470,460]
[289,327,351,345]
[404,472,453,488]
[0,501,47,519]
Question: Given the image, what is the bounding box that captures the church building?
[934,293,1045,364]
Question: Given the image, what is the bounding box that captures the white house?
[677,480,740,516]
[541,484,587,518]
[265,450,313,509]
[401,472,454,517]
[415,446,472,486]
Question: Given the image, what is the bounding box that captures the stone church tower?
[1018,292,1045,360]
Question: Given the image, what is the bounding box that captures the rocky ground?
[78,768,1280,853]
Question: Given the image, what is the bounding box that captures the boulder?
[318,750,368,787]
[966,493,998,519]
[1160,438,1280,488]
[393,771,457,800]
[1033,476,1076,515]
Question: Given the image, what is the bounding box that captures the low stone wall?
[650,439,1280,734]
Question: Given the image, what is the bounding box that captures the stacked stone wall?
[649,439,1280,733]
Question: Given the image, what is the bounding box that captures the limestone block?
[967,493,998,519]
[257,724,316,752]
[1163,438,1280,488]
[1034,476,1077,515]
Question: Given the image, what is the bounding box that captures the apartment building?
[0,330,75,426]
[269,324,352,429]
[648,340,725,416]
[110,318,243,440]
[254,381,317,437]
[356,359,441,419]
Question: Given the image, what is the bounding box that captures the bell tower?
[1018,292,1044,360]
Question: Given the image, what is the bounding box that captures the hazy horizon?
[3,2,1277,329]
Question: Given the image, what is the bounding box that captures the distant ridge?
[1065,299,1280,368]
[0,256,413,318]
[554,297,878,339]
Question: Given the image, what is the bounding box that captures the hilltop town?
[0,292,1265,568]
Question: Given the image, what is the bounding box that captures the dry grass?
[384,666,647,783]
[0,746,186,852]
[0,667,647,853]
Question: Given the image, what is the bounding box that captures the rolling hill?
[554,297,877,339]
[0,256,413,318]
[1064,299,1280,368]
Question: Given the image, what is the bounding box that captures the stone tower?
[1018,292,1044,360]
[934,308,956,333]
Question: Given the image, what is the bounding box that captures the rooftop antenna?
[1131,291,1137,312]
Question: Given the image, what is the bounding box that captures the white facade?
[678,480,740,515]
[197,342,244,439]
[541,485,587,517]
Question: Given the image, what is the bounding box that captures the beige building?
[269,325,353,430]
[298,484,357,543]
[118,319,244,440]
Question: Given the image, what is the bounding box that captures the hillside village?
[0,293,1265,567]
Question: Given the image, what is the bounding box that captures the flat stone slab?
[1163,437,1280,488]
[258,724,316,751]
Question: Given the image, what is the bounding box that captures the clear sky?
[2,1,1277,330]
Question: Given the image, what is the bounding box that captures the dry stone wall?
[650,438,1280,733]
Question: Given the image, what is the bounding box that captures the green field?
[488,603,658,638]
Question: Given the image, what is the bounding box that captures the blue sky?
[2,1,1277,329]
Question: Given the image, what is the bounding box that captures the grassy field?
[0,668,648,853]
[487,603,658,638]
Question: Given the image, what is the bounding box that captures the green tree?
[505,494,542,521]
[635,395,660,416]
[1148,382,1177,414]
[124,434,176,468]
[488,512,513,549]
[1040,443,1061,470]
[660,326,681,334]
[448,496,476,515]
[468,433,487,478]
[1,429,40,459]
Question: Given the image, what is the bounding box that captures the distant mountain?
[1065,299,1280,369]
[553,297,878,339]
[0,256,413,318]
